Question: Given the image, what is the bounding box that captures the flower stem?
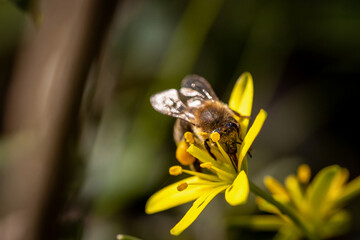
[249,180,318,240]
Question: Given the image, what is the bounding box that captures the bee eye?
[225,122,238,130]
[213,128,221,134]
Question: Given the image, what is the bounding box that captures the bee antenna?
[232,110,251,119]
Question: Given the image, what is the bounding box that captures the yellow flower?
[145,72,267,235]
[254,164,360,239]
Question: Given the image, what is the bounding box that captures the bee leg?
[204,139,217,160]
[190,159,202,172]
[247,147,253,158]
[232,110,250,119]
[230,153,238,169]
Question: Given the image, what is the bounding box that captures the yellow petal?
[306,165,340,213]
[145,177,213,214]
[321,210,351,239]
[237,109,267,171]
[264,176,290,202]
[228,72,254,137]
[285,175,306,211]
[327,168,349,201]
[335,175,360,206]
[170,185,228,236]
[225,170,249,206]
[256,197,282,215]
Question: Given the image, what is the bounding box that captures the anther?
[184,132,194,144]
[169,166,183,176]
[210,132,220,142]
[200,162,213,169]
[177,182,188,191]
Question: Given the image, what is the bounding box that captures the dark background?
[0,0,359,239]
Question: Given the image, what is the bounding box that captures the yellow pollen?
[200,162,213,169]
[169,166,183,176]
[177,182,188,191]
[176,140,195,165]
[184,132,194,144]
[210,132,220,142]
[297,164,311,184]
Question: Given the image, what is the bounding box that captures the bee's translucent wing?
[180,75,219,101]
[150,89,196,124]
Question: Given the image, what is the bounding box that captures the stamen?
[177,182,188,191]
[186,144,235,177]
[184,132,194,144]
[169,166,183,176]
[187,181,226,187]
[210,132,220,142]
[215,141,237,173]
[200,162,213,169]
[199,161,234,181]
[182,169,220,182]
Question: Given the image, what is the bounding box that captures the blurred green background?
[0,0,360,239]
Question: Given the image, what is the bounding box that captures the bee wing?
[150,89,196,124]
[180,75,219,101]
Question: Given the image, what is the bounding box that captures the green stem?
[249,180,318,240]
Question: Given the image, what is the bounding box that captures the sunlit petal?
[145,177,213,214]
[225,170,249,206]
[228,72,253,136]
[238,109,267,171]
[170,185,228,236]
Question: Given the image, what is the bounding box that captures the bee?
[150,75,246,168]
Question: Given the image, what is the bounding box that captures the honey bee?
[150,75,246,168]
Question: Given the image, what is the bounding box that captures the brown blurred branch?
[1,0,118,239]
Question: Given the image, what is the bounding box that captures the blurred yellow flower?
[255,164,360,239]
[145,72,267,235]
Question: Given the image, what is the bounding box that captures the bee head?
[212,121,239,139]
[211,121,240,155]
